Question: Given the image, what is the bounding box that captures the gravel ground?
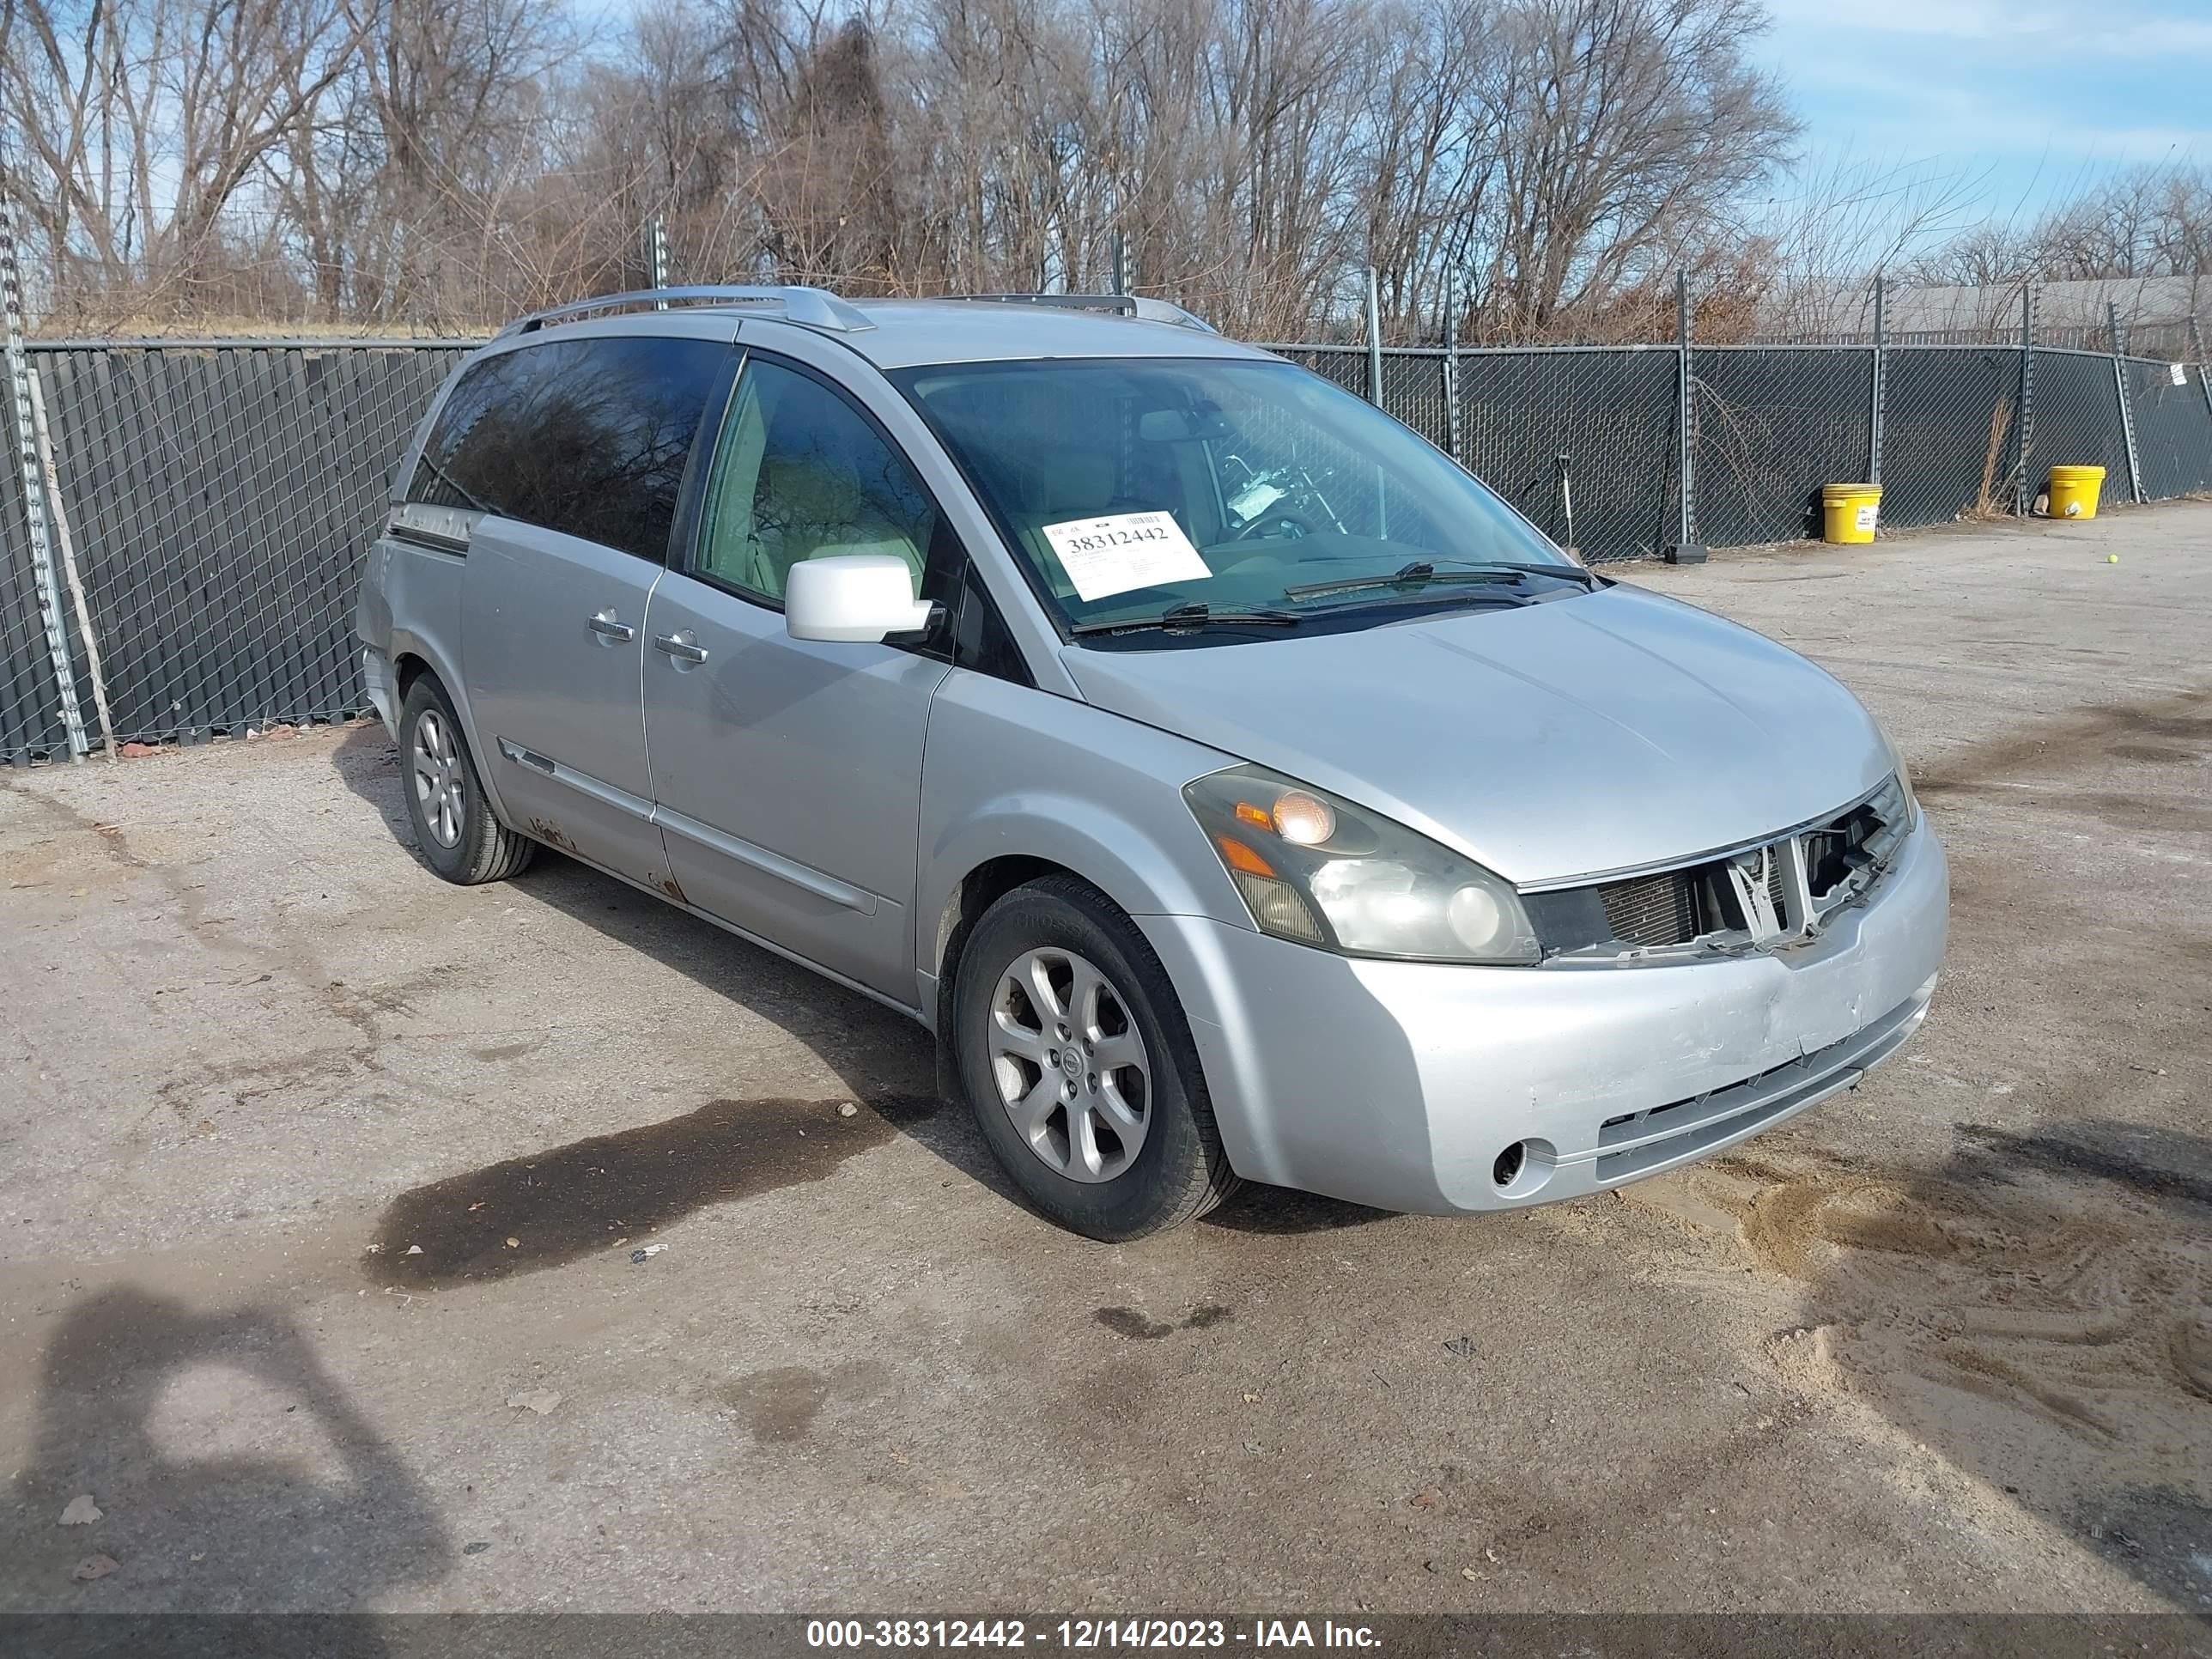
[1,502,2207,1619]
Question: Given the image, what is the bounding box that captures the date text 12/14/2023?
[805,1620,1382,1649]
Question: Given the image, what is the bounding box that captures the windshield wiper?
[1069,601,1303,636]
[1281,559,1595,601]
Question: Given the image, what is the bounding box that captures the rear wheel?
[953,876,1237,1239]
[397,676,534,885]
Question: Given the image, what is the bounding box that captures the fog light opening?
[1492,1138,1557,1200]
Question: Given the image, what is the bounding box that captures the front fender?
[916,673,1255,992]
[924,786,1241,943]
[917,674,1289,1176]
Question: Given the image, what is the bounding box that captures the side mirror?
[784,554,937,645]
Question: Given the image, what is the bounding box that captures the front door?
[641,353,957,1003]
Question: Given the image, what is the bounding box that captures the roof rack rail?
[943,293,1218,334]
[496,284,875,338]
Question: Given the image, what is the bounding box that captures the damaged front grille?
[1596,868,1701,948]
[1524,775,1913,959]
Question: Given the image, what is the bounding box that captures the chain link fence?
[1878,347,2021,526]
[2124,357,2212,501]
[1,341,467,763]
[1692,346,1875,549]
[6,312,2212,763]
[2025,349,2133,505]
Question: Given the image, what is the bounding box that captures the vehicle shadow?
[330,723,1382,1241]
[327,725,1022,1230]
[1206,1185,1392,1233]
[0,1286,447,1636]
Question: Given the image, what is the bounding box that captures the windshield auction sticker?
[1042,512,1211,601]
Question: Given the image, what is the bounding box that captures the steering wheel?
[1231,509,1321,543]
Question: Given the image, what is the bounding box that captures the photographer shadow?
[2,1286,447,1636]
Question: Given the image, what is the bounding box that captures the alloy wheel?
[411,708,465,849]
[988,946,1152,1182]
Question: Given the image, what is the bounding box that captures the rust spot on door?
[525,818,577,854]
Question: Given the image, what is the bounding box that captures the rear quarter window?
[408,335,729,561]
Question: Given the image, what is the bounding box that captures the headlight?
[1891,756,1920,831]
[1183,765,1540,963]
[1876,730,1919,833]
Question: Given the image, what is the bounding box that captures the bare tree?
[4,0,1818,337]
[1912,162,2212,290]
[3,0,368,319]
[1454,0,1797,337]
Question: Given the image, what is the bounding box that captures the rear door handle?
[653,632,708,664]
[588,611,635,642]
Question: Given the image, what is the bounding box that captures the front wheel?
[952,876,1237,1239]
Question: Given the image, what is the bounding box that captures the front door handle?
[588,611,635,643]
[653,631,708,664]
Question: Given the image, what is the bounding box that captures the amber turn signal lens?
[1213,835,1276,878]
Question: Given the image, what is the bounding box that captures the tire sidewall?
[397,678,488,882]
[954,884,1212,1239]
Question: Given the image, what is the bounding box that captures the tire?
[396,675,535,885]
[952,875,1238,1240]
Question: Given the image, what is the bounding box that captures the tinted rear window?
[408,335,729,560]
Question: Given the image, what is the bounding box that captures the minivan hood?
[1060,584,1893,886]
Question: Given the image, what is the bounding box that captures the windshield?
[889,357,1578,639]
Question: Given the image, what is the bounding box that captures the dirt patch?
[2106,742,2201,765]
[1917,685,2211,798]
[1676,1130,2212,1602]
[720,1366,831,1443]
[1094,1304,1234,1340]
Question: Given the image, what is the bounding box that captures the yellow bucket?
[1820,483,1881,544]
[2046,465,2105,519]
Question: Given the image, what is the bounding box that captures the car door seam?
[638,566,665,800]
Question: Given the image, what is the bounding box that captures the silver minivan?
[355,285,1948,1239]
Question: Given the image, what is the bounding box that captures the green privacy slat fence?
[2,341,468,762]
[5,332,2210,762]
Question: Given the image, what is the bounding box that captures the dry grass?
[31,315,478,340]
[1958,397,2016,521]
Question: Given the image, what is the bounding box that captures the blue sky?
[1759,0,2212,228]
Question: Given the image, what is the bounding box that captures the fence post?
[1868,272,1885,486]
[2109,301,2145,504]
[2014,283,2037,516]
[647,216,669,309]
[25,354,114,761]
[2191,316,2212,435]
[1,190,88,759]
[1441,270,1461,463]
[1364,266,1383,408]
[1666,270,1704,562]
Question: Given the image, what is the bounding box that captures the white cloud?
[1764,0,2212,57]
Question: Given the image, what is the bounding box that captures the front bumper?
[361,647,397,729]
[1139,818,1948,1214]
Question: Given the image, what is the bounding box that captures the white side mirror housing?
[784,554,936,644]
